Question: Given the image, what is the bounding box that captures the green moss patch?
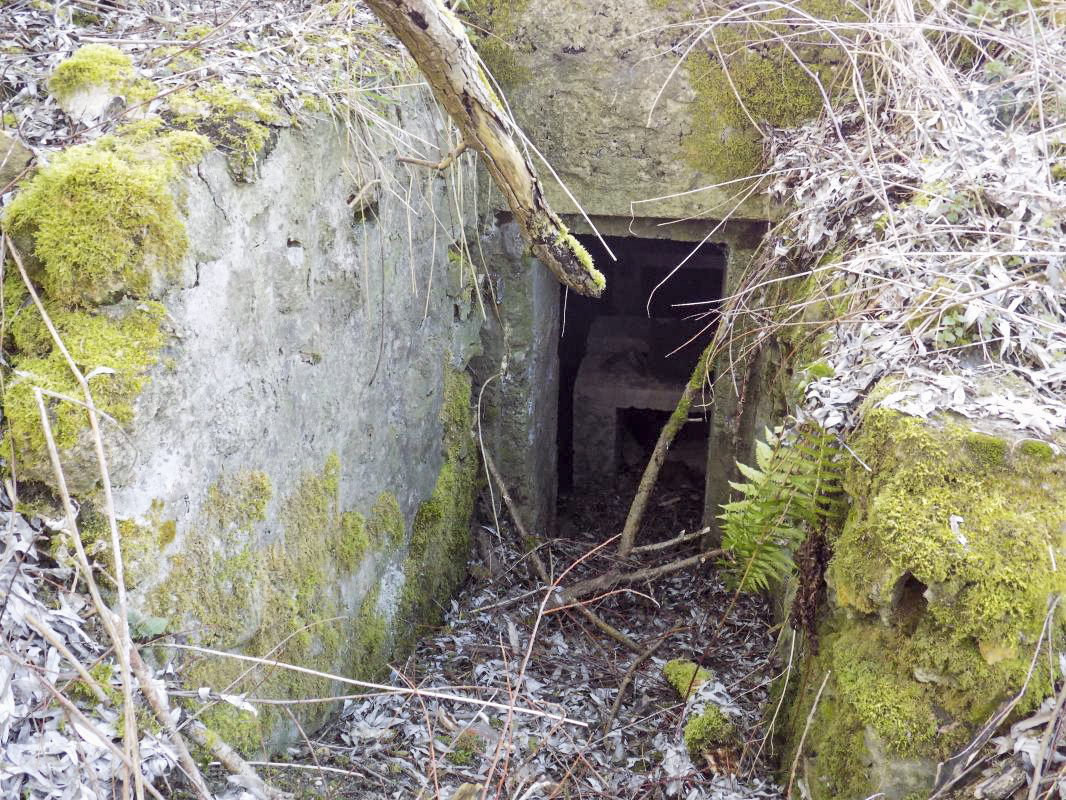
[683,1,861,180]
[663,659,712,699]
[684,706,736,758]
[781,407,1065,798]
[48,44,134,106]
[396,367,479,655]
[457,0,533,87]
[167,82,278,180]
[4,127,208,306]
[2,300,167,487]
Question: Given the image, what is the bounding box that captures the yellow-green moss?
[396,367,479,654]
[456,0,532,86]
[782,406,1066,797]
[206,470,272,531]
[3,129,208,306]
[167,82,278,180]
[1017,439,1055,461]
[148,458,398,754]
[98,498,178,588]
[684,1,860,180]
[830,624,937,756]
[66,661,119,705]
[48,44,133,105]
[663,659,712,699]
[683,706,735,757]
[146,371,478,754]
[832,410,1064,648]
[446,730,484,765]
[338,510,369,571]
[2,301,167,486]
[368,492,405,547]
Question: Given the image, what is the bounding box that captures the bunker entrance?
[557,234,726,494]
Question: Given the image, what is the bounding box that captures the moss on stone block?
[147,456,406,754]
[48,44,133,106]
[782,404,1066,799]
[456,0,532,86]
[3,128,208,306]
[663,659,712,699]
[167,82,278,180]
[2,301,168,489]
[684,706,735,758]
[368,492,405,548]
[396,367,479,655]
[683,0,861,180]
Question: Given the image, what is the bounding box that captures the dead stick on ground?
[1027,673,1066,800]
[618,344,713,556]
[482,451,643,654]
[187,723,293,800]
[603,634,675,735]
[786,669,830,800]
[128,648,215,800]
[558,546,722,607]
[630,528,708,555]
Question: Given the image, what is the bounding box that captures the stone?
[0,131,32,190]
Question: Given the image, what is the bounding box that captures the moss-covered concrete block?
[780,394,1066,800]
[48,43,135,124]
[460,0,857,220]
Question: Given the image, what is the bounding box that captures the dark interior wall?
[557,235,725,490]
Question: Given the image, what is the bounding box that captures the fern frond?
[718,423,845,593]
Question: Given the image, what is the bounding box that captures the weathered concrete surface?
[120,109,482,751]
[464,0,777,222]
[0,92,484,752]
[470,217,559,535]
[778,388,1066,800]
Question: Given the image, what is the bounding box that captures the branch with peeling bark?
[364,0,605,297]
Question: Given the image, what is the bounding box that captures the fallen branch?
[128,648,215,800]
[630,528,709,555]
[618,344,713,556]
[555,548,722,612]
[165,642,587,727]
[186,723,292,800]
[603,635,672,735]
[481,451,643,653]
[363,0,605,297]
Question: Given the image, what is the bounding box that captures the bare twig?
[481,450,643,654]
[787,669,830,800]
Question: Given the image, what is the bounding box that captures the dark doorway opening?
[556,234,725,493]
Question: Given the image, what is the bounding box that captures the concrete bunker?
[557,233,725,493]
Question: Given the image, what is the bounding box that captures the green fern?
[718,424,844,592]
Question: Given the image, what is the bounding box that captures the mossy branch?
[618,343,713,556]
[363,0,605,297]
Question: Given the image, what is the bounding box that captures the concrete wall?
[2,94,484,752]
